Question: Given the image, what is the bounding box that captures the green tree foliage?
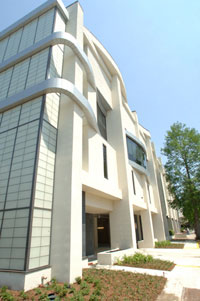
[162,122,200,239]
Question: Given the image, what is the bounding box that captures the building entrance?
[84,214,111,257]
[97,215,110,248]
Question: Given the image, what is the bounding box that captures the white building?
[0,0,179,291]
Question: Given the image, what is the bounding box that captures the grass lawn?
[155,240,184,249]
[115,252,175,271]
[0,268,166,301]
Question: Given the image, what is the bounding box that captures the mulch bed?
[0,268,166,301]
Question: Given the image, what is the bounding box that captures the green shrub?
[63,282,69,289]
[84,275,94,283]
[51,277,57,284]
[81,287,90,296]
[93,288,101,296]
[155,240,171,248]
[38,292,48,300]
[1,286,8,293]
[69,287,76,294]
[34,288,42,295]
[58,288,68,297]
[89,294,98,301]
[75,276,82,284]
[80,281,88,290]
[73,291,84,301]
[0,290,14,301]
[169,229,174,236]
[54,284,62,294]
[19,290,28,300]
[122,253,153,264]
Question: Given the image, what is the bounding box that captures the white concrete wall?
[51,98,83,283]
[121,105,136,136]
[87,47,112,107]
[108,76,137,250]
[85,192,113,213]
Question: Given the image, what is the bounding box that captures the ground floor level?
[0,188,180,291]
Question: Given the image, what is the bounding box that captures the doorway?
[97,214,110,248]
[85,214,111,257]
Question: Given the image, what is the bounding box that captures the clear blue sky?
[1,0,200,161]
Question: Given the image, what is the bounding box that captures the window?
[103,144,108,179]
[126,136,147,168]
[97,90,107,140]
[97,104,107,140]
[131,171,136,195]
[139,215,144,240]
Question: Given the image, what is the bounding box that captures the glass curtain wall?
[0,6,66,271]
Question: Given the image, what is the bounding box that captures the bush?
[155,240,171,248]
[115,252,175,271]
[169,229,174,236]
[155,240,184,249]
[122,253,154,264]
[19,290,28,300]
[75,276,82,284]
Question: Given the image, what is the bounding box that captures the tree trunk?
[194,210,200,240]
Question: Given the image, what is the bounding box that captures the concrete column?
[138,181,155,248]
[146,141,166,242]
[51,99,83,283]
[108,75,137,250]
[152,212,166,241]
[82,125,89,172]
[156,170,170,240]
[139,210,155,248]
[66,2,83,47]
[64,2,84,93]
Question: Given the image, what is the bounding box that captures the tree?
[162,122,200,239]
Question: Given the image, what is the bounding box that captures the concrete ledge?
[97,248,135,265]
[24,268,51,291]
[0,267,51,291]
[95,264,171,278]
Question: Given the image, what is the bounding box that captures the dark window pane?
[139,215,144,240]
[103,144,108,179]
[97,104,107,140]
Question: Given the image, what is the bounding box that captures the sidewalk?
[143,234,200,300]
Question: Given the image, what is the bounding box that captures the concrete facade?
[0,0,180,290]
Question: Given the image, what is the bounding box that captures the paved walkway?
[94,234,200,300]
[144,234,200,300]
